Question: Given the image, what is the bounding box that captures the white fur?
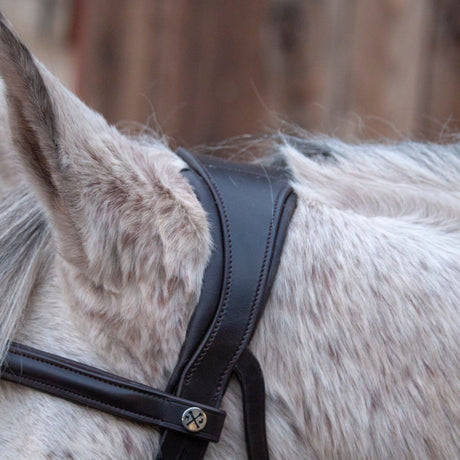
[0,16,459,460]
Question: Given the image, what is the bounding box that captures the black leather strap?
[1,342,226,442]
[158,150,297,459]
[234,347,269,460]
[164,162,224,395]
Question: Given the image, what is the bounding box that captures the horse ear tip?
[0,13,12,35]
[0,14,20,58]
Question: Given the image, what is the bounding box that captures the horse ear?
[0,14,114,273]
[0,14,60,200]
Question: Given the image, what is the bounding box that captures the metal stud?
[181,407,207,432]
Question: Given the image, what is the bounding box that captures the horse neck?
[14,262,91,360]
[0,251,161,457]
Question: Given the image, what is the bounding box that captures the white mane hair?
[0,13,459,459]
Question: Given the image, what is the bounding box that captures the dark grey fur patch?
[282,135,336,162]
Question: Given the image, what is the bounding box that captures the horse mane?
[280,137,460,230]
[0,186,52,367]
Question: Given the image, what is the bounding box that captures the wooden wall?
[0,0,75,88]
[76,0,459,145]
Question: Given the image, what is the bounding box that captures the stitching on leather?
[1,370,166,424]
[2,370,219,440]
[184,166,233,387]
[214,187,291,399]
[6,347,226,418]
[7,349,171,402]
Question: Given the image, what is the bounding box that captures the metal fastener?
[181,407,207,432]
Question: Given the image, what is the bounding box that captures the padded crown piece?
[158,149,297,459]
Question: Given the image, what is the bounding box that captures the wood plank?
[421,0,460,139]
[344,0,432,139]
[77,0,130,120]
[79,0,271,145]
[262,0,357,134]
[76,0,457,143]
[320,0,357,134]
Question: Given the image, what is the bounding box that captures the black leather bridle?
[1,149,297,460]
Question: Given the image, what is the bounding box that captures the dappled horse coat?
[0,13,459,460]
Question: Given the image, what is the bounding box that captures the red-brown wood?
[76,0,459,143]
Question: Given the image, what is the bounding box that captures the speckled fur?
[0,13,459,460]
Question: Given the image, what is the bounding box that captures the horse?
[0,13,459,460]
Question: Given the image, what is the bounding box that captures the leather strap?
[158,149,297,459]
[234,347,269,460]
[1,342,226,442]
[164,161,224,395]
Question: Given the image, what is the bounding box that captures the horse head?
[0,13,459,460]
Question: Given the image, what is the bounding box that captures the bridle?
[1,149,297,459]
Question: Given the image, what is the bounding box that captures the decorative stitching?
[2,370,166,424]
[2,370,220,441]
[7,349,172,402]
[214,187,289,399]
[184,166,233,387]
[7,348,226,418]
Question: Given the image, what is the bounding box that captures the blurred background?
[0,0,458,147]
